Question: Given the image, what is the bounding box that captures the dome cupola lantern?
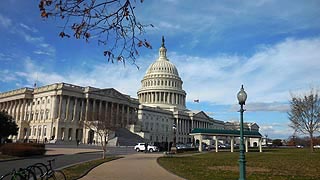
[159,36,167,59]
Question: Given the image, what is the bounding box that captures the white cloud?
[260,123,294,139]
[14,57,146,97]
[0,14,12,28]
[8,37,320,106]
[230,102,289,112]
[19,23,38,33]
[33,44,56,56]
[3,18,56,57]
[0,69,17,82]
[170,37,320,104]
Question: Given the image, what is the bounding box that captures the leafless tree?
[288,88,320,152]
[39,0,152,66]
[83,104,137,159]
[84,120,120,159]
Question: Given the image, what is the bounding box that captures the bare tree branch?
[39,0,152,67]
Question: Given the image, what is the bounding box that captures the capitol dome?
[138,37,186,109]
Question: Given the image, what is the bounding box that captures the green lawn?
[158,148,320,180]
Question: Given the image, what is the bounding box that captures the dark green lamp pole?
[171,123,177,153]
[237,85,247,180]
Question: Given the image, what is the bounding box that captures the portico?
[190,128,263,152]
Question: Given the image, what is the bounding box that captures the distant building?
[224,121,260,147]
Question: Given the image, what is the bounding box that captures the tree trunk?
[310,133,314,152]
[102,135,106,159]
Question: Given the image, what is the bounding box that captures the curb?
[0,154,62,162]
[57,156,122,180]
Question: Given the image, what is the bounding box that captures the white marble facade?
[0,83,139,144]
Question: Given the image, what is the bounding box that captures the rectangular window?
[43,125,47,136]
[45,110,49,119]
[38,126,41,137]
[33,127,36,136]
[40,110,44,120]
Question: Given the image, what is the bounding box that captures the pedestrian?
[144,143,148,153]
[77,140,80,147]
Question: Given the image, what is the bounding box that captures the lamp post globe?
[237,85,247,180]
[237,85,247,105]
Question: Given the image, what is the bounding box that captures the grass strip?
[0,154,16,160]
[62,156,121,180]
[158,148,320,180]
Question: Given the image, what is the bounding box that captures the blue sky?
[1,0,320,139]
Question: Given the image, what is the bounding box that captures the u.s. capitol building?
[0,37,260,147]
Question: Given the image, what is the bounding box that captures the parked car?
[134,143,159,152]
[313,145,320,149]
[176,143,187,150]
[296,145,304,148]
[218,144,231,149]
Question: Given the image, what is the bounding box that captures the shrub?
[0,143,46,157]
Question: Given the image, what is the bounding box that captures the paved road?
[0,145,136,176]
[79,153,185,180]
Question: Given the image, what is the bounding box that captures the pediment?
[250,123,260,129]
[193,111,210,120]
[94,88,129,101]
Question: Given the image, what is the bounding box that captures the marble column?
[121,104,125,126]
[51,96,57,119]
[110,103,114,125]
[79,99,85,121]
[199,135,203,152]
[104,101,109,123]
[58,95,63,120]
[21,99,26,121]
[245,137,249,152]
[215,136,218,152]
[85,98,89,121]
[126,106,130,124]
[231,137,234,152]
[65,96,70,121]
[92,99,96,121]
[73,98,78,121]
[116,103,119,126]
[98,100,102,121]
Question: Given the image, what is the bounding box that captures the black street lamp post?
[237,85,247,180]
[172,123,177,153]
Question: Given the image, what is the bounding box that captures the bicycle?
[28,159,66,180]
[0,168,36,180]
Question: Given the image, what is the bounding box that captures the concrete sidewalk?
[79,153,185,180]
[45,147,102,155]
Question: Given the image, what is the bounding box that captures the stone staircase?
[113,128,145,146]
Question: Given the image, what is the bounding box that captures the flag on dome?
[194,99,199,103]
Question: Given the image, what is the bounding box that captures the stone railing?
[0,87,33,98]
